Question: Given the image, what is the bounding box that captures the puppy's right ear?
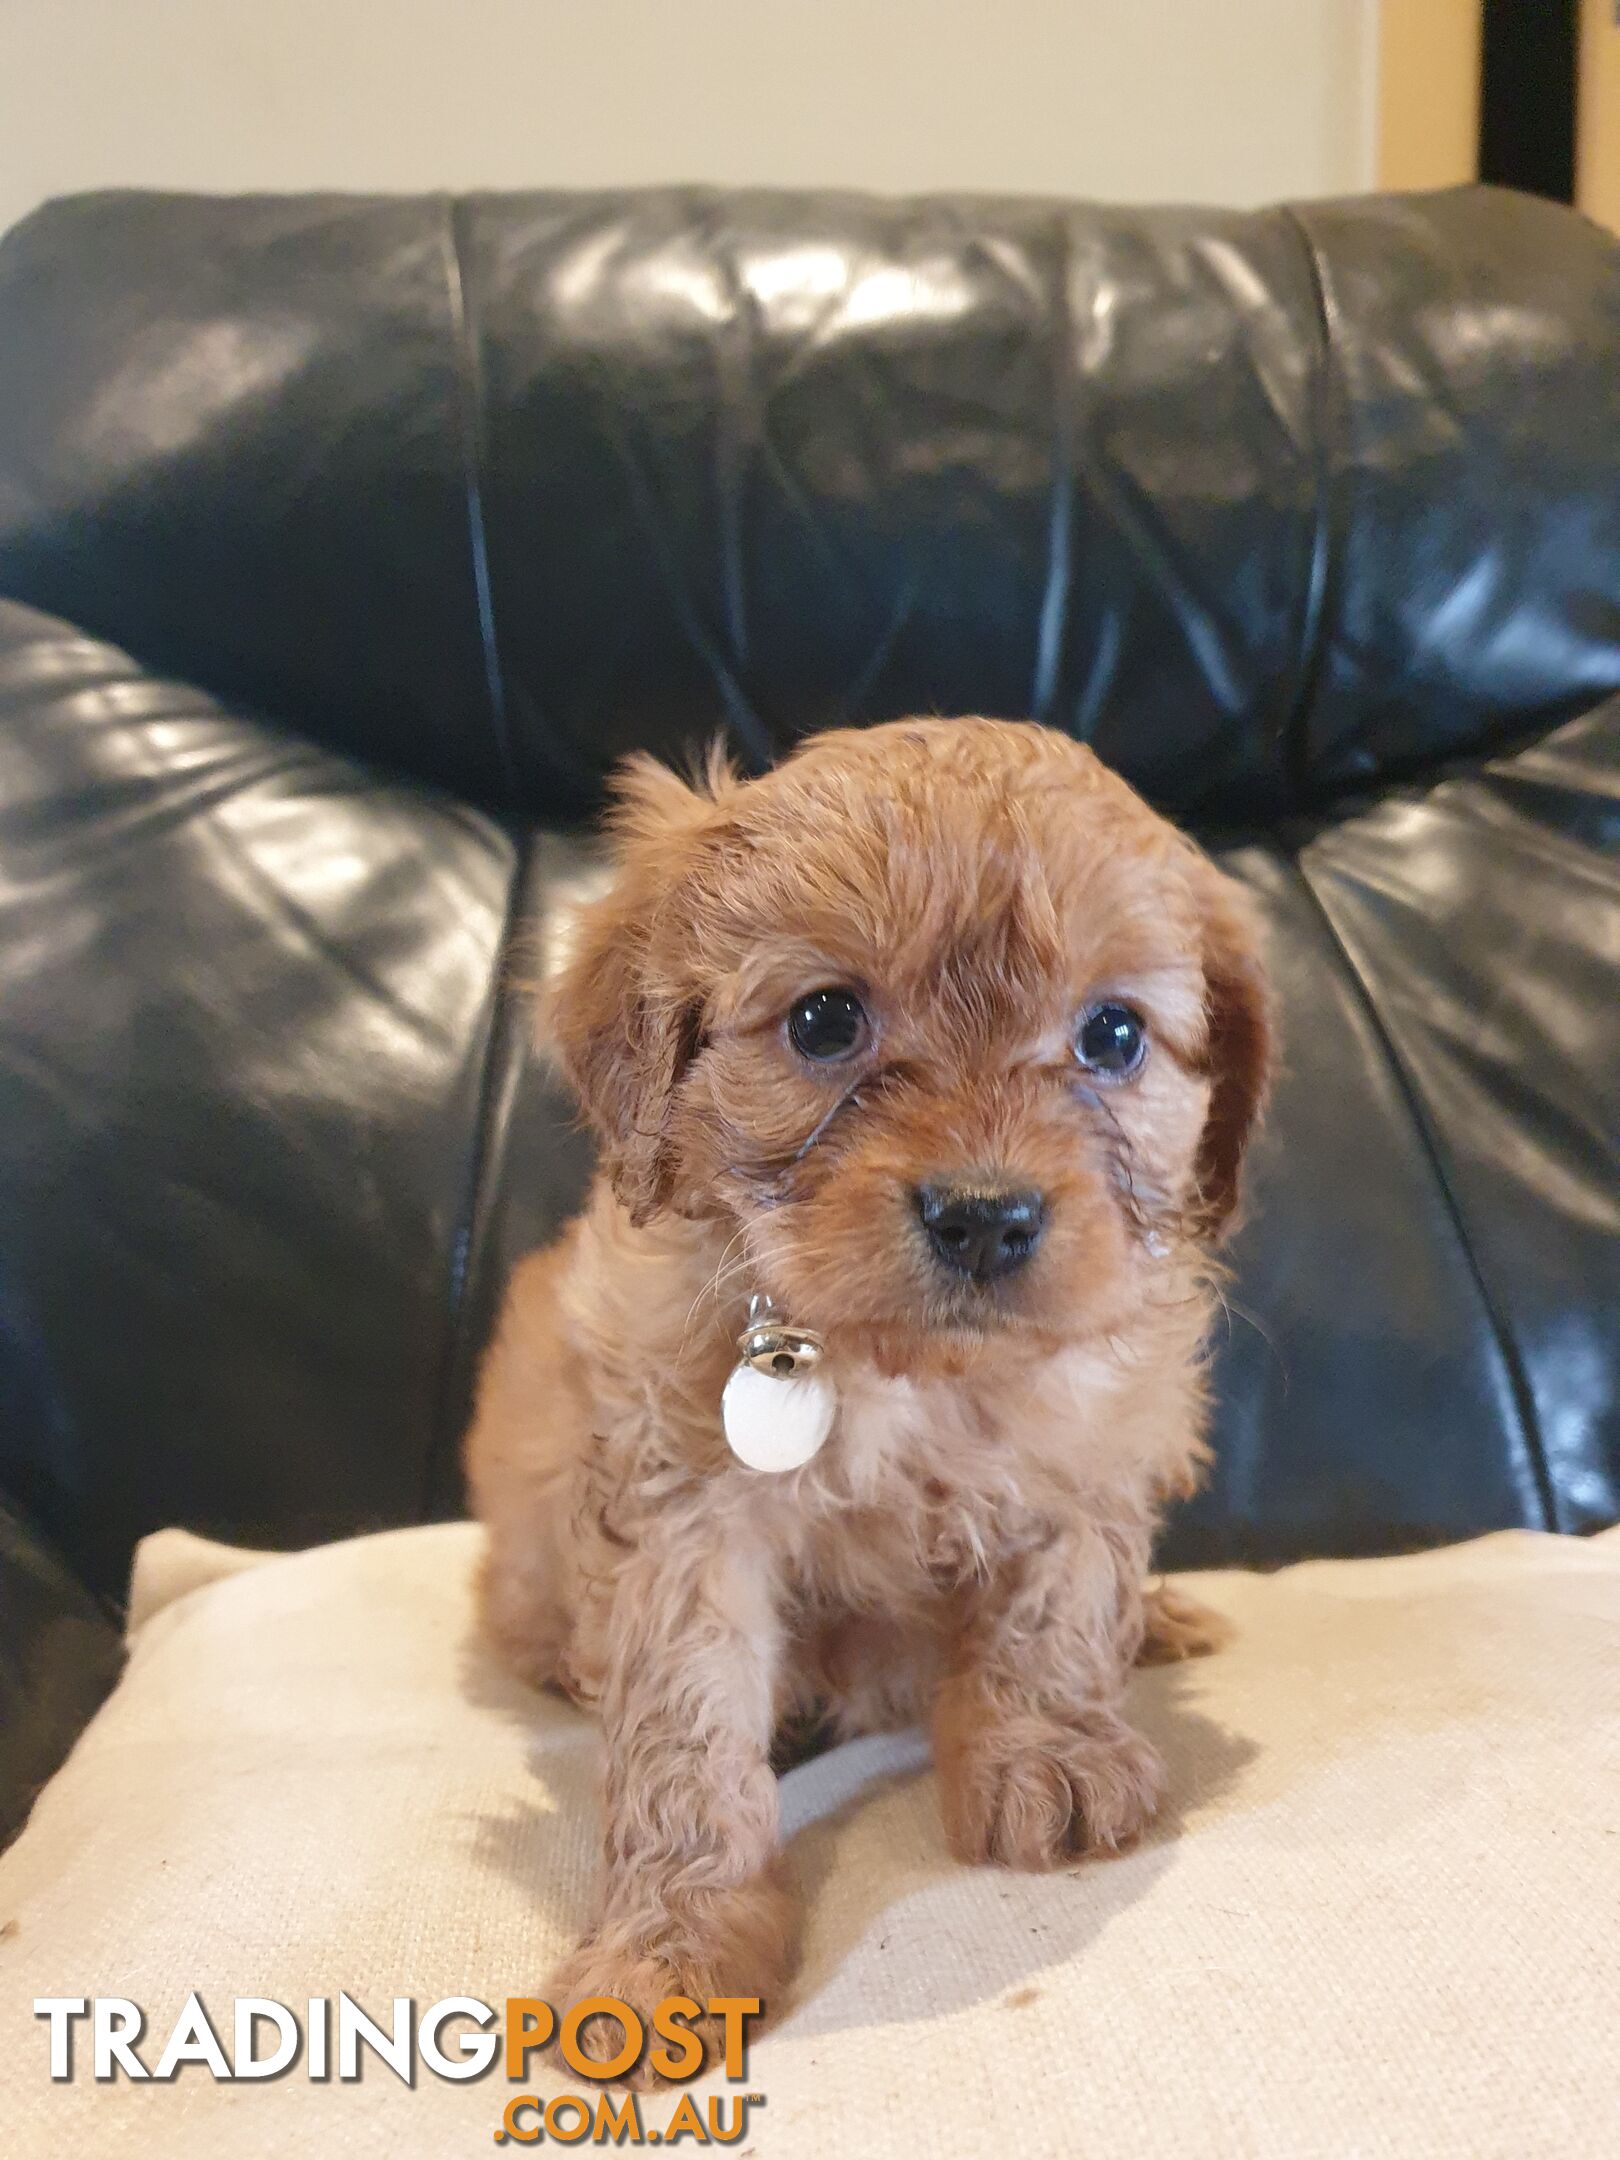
[543,752,726,1226]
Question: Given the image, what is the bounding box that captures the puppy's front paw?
[545,1942,726,2087]
[936,1697,1165,1869]
[547,1877,792,2086]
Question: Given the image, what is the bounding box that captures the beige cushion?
[3,1521,1618,2157]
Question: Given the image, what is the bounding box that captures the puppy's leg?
[1136,1579,1231,1666]
[465,1244,586,1694]
[935,1516,1165,1868]
[551,1537,793,2082]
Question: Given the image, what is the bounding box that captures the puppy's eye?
[1075,1002,1146,1078]
[787,987,868,1063]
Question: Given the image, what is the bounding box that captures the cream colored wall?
[1578,0,1620,234]
[0,0,1378,239]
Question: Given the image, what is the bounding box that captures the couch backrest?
[3,185,1620,827]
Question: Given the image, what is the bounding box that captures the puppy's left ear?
[1190,862,1275,1240]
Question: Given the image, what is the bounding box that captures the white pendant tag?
[721,1360,836,1473]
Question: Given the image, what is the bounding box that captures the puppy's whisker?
[1208,1283,1289,1383]
[696,1245,752,1315]
[677,1227,755,1351]
[789,1083,864,1164]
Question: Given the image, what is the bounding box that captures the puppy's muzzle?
[915,1182,1046,1284]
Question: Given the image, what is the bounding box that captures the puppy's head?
[549,719,1271,1370]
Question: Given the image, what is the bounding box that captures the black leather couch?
[1,184,1617,1846]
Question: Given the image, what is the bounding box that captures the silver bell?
[723,1295,836,1473]
[737,1296,825,1380]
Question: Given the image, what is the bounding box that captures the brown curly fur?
[464,718,1271,2078]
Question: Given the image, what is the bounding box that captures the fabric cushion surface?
[2,1521,1616,2157]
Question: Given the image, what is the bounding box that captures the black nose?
[915,1183,1046,1283]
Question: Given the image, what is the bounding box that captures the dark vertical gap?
[1030,211,1075,726]
[1275,208,1343,819]
[441,193,599,818]
[1285,856,1560,1535]
[423,830,540,1520]
[440,194,521,808]
[1479,0,1578,203]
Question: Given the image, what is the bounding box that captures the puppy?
[465,716,1271,2071]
